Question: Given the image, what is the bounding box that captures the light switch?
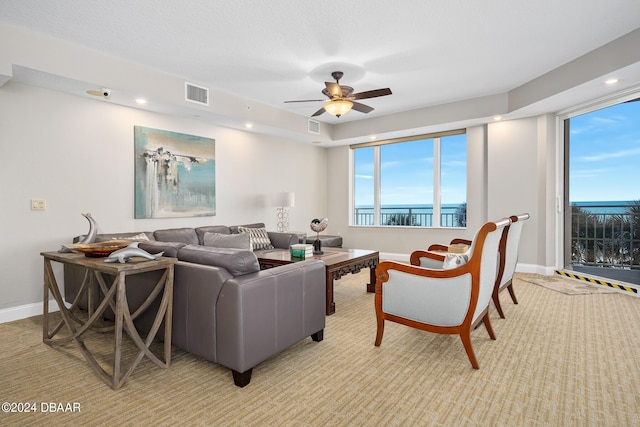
[31,199,46,210]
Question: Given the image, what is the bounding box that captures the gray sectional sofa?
[63,223,326,387]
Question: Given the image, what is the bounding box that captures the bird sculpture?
[310,218,328,254]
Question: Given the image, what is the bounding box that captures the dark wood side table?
[257,248,379,315]
[41,251,176,389]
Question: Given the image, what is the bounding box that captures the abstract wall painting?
[134,126,216,219]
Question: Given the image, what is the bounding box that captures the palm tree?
[625,199,640,267]
[571,204,600,264]
[385,213,418,226]
[455,203,467,227]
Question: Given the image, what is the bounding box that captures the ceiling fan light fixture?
[324,100,353,117]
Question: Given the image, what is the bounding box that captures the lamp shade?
[271,191,295,208]
[324,100,353,117]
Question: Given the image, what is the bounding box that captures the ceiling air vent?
[185,82,209,106]
[308,119,320,134]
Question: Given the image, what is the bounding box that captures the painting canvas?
[134,126,216,218]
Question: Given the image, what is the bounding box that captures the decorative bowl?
[63,240,131,257]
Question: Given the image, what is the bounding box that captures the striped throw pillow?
[237,226,274,250]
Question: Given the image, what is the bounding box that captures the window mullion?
[433,138,441,227]
[373,146,381,226]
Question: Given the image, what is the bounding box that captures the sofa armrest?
[268,231,298,249]
[169,262,233,362]
[215,260,326,375]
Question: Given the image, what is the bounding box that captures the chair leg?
[374,293,385,346]
[493,293,506,319]
[507,283,518,304]
[374,317,385,346]
[460,331,479,369]
[483,313,496,340]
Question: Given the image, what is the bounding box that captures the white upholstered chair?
[411,213,530,319]
[374,218,511,369]
[492,213,530,318]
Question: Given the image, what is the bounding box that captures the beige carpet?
[518,273,618,295]
[2,272,640,426]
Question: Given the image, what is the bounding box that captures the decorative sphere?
[310,218,328,233]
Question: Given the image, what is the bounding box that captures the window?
[352,130,467,227]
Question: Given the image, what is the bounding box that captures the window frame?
[351,128,467,228]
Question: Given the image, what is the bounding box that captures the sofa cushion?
[203,232,251,250]
[154,227,199,245]
[195,225,231,245]
[237,226,274,250]
[229,223,266,234]
[178,245,260,276]
[139,241,186,258]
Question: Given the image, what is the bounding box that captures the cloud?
[355,174,373,179]
[570,168,610,179]
[577,147,640,162]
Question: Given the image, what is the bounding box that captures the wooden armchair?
[374,218,511,369]
[492,213,530,318]
[410,213,530,319]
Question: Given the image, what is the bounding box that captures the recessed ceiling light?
[244,122,253,129]
[604,78,620,85]
[134,98,147,105]
[493,116,503,121]
[369,135,377,140]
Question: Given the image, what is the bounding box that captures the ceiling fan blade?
[352,88,392,100]
[325,82,343,98]
[351,101,374,114]
[311,107,326,117]
[284,99,326,103]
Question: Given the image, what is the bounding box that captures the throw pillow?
[237,226,274,250]
[203,232,251,250]
[442,253,469,270]
[116,232,150,241]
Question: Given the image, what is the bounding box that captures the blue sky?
[569,99,640,202]
[354,134,466,207]
[354,99,639,207]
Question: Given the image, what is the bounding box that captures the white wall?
[0,82,327,314]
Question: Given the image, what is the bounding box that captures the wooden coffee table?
[257,248,379,315]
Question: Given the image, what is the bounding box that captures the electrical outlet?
[31,199,46,210]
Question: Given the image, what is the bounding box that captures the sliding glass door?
[563,97,640,286]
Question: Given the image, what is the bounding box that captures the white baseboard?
[379,252,410,262]
[515,263,555,275]
[0,300,61,324]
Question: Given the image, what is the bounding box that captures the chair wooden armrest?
[426,243,449,252]
[410,249,446,267]
[450,238,472,245]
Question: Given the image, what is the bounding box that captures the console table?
[257,248,379,315]
[41,251,176,389]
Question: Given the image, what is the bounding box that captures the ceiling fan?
[285,71,392,118]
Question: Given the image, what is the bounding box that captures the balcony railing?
[571,204,640,270]
[354,205,466,227]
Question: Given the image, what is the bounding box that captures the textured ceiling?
[1,0,640,125]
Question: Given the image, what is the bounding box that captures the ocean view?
[353,201,638,227]
[571,200,637,214]
[356,201,637,214]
